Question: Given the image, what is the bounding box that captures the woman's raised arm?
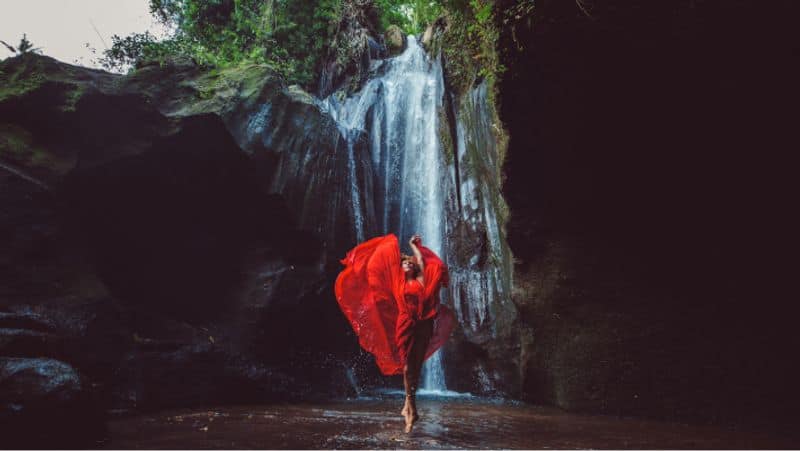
[409,234,425,281]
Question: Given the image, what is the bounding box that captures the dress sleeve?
[334,234,404,310]
[418,244,449,303]
[365,234,405,311]
[417,245,455,357]
[334,234,406,375]
[334,234,389,328]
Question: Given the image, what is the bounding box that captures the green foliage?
[101,31,176,72]
[375,0,442,34]
[101,0,343,87]
[465,0,503,86]
[469,0,492,24]
[271,0,343,85]
[375,0,411,32]
[99,0,508,94]
[17,34,42,54]
[436,0,504,99]
[0,60,44,101]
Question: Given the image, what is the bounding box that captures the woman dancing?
[334,233,455,432]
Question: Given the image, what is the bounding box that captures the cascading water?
[320,36,450,392]
[320,33,515,396]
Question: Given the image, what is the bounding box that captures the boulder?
[0,357,106,448]
[421,24,434,48]
[384,25,406,55]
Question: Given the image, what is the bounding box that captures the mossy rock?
[0,123,73,184]
[384,25,406,56]
[422,24,435,48]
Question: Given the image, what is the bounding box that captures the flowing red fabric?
[334,234,456,375]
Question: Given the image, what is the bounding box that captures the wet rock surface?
[317,0,384,98]
[0,52,362,414]
[0,357,106,448]
[439,80,517,397]
[104,397,798,449]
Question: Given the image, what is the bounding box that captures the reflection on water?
[105,395,795,449]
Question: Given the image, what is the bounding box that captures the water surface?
[105,395,796,449]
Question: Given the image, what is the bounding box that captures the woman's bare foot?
[404,409,419,433]
[403,407,414,433]
[403,397,418,433]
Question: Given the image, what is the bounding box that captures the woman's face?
[401,259,415,274]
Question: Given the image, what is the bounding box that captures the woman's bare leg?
[400,319,433,433]
[410,353,423,419]
[402,363,417,432]
[401,365,411,416]
[403,347,428,431]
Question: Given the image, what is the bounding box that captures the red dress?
[334,234,456,375]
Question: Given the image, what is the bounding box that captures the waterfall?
[320,36,450,391]
[321,32,515,396]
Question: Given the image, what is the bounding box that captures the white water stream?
[320,36,449,390]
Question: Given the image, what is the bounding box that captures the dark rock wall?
[0,54,363,418]
[438,80,520,396]
[317,0,385,97]
[498,0,799,423]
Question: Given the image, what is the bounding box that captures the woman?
[334,233,455,432]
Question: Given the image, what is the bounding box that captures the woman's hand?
[409,234,422,247]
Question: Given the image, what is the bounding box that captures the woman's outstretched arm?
[409,234,425,281]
